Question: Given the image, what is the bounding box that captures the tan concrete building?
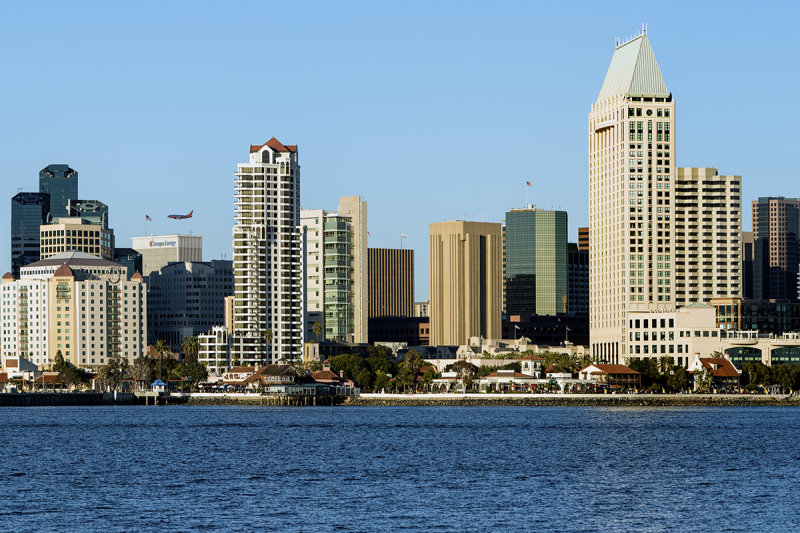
[1,251,146,370]
[674,167,742,306]
[368,248,414,317]
[40,217,114,260]
[131,234,202,276]
[429,221,502,346]
[589,30,675,363]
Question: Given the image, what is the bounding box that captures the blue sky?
[1,1,797,299]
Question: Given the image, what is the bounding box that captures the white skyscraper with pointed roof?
[589,29,675,363]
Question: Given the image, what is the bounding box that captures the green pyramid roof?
[597,33,669,101]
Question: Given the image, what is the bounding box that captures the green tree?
[180,336,200,362]
[355,369,373,390]
[659,355,674,374]
[667,367,689,392]
[52,350,68,374]
[131,356,154,390]
[172,360,208,391]
[374,372,390,392]
[451,359,477,392]
[695,366,714,393]
[423,368,438,391]
[98,359,123,392]
[153,340,170,381]
[312,321,323,342]
[328,354,367,381]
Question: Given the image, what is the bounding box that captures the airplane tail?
[188,210,193,217]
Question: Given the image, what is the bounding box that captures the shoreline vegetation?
[0,391,798,407]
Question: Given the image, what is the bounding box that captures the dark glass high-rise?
[10,192,50,277]
[39,164,78,219]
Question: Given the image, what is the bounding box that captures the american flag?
[146,214,152,221]
[401,234,407,238]
[526,181,532,186]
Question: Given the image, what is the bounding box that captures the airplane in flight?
[168,210,193,220]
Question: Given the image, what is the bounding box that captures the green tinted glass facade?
[505,209,567,316]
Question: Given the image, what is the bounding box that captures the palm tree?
[659,355,674,374]
[153,339,170,381]
[263,329,274,364]
[312,321,322,342]
[181,336,200,362]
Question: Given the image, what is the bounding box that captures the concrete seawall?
[346,393,799,407]
[0,392,138,407]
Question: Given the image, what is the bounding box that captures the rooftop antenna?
[615,37,620,47]
[643,22,647,35]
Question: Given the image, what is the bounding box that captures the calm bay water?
[1,405,798,532]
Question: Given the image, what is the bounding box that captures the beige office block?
[674,168,742,306]
[429,221,501,346]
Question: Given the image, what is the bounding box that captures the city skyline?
[2,3,800,300]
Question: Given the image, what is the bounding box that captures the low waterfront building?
[578,364,641,389]
[688,356,740,389]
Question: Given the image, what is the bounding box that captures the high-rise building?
[368,248,414,318]
[741,231,754,299]
[147,260,233,347]
[578,226,589,252]
[67,199,109,229]
[130,234,202,276]
[301,196,368,344]
[39,164,78,219]
[752,197,800,300]
[10,192,50,277]
[674,167,742,306]
[40,217,115,260]
[504,208,568,316]
[429,221,502,345]
[230,138,304,364]
[567,243,589,315]
[337,196,368,342]
[1,251,146,370]
[589,29,675,363]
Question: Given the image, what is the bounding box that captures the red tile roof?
[312,370,340,381]
[227,366,256,374]
[0,372,7,383]
[54,264,74,277]
[518,354,545,361]
[699,358,740,378]
[2,272,13,280]
[587,364,640,375]
[483,371,536,379]
[250,137,297,153]
[131,271,143,280]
